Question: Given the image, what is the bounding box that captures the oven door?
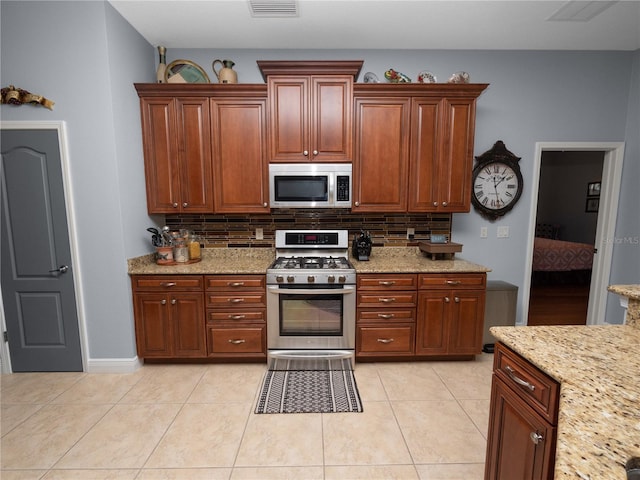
[267,284,356,352]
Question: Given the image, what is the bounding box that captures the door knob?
[48,265,69,274]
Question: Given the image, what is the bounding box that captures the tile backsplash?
[164,210,452,248]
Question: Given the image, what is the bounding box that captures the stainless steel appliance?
[268,163,352,209]
[267,230,356,367]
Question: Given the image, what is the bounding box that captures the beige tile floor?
[1,354,493,480]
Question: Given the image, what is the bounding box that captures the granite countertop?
[351,247,491,273]
[127,246,491,275]
[491,324,640,479]
[608,284,640,301]
[127,248,275,275]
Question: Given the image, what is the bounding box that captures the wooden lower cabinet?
[132,275,206,358]
[205,275,266,359]
[485,343,559,480]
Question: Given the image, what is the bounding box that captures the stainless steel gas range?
[266,230,356,367]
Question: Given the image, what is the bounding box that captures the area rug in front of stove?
[255,369,363,414]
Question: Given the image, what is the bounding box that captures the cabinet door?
[211,98,269,212]
[415,291,448,355]
[133,293,173,357]
[175,98,214,212]
[140,97,180,213]
[268,76,308,162]
[486,378,556,480]
[449,289,485,355]
[438,98,475,212]
[311,76,352,162]
[171,293,206,357]
[353,97,410,212]
[408,98,441,212]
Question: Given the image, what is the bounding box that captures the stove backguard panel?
[165,210,451,249]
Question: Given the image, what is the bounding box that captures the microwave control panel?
[336,175,350,202]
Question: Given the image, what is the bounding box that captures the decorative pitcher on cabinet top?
[212,59,237,84]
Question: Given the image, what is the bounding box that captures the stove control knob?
[275,275,284,283]
[307,275,315,283]
[327,275,336,283]
[338,275,347,284]
[287,275,295,283]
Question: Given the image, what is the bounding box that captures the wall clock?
[471,141,523,220]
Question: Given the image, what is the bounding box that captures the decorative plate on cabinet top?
[363,72,380,83]
[164,60,210,83]
[417,71,437,83]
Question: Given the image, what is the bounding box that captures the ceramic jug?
[212,59,237,84]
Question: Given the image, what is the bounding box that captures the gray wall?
[1,1,638,363]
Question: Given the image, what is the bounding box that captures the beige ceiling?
[109,0,640,51]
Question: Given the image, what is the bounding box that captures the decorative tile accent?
[164,210,451,248]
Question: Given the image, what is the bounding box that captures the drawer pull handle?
[228,339,246,345]
[229,282,245,287]
[379,297,396,303]
[160,282,176,287]
[377,338,395,344]
[379,281,396,286]
[229,298,245,303]
[378,313,394,319]
[505,365,536,392]
[446,280,462,285]
[229,314,246,320]
[530,432,544,445]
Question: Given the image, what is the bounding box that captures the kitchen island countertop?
[490,324,640,479]
[127,246,491,275]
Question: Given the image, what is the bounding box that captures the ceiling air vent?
[248,0,298,17]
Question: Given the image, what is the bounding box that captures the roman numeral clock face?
[471,158,523,220]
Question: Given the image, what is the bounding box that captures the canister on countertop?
[188,235,201,260]
[173,237,189,263]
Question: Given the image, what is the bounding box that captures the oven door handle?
[267,285,355,296]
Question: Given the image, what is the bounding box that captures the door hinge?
[3,331,7,342]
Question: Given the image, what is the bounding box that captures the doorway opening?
[523,142,625,326]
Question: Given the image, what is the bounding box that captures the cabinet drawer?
[357,308,415,324]
[418,273,486,290]
[357,274,417,290]
[357,325,415,355]
[494,343,560,423]
[207,310,266,323]
[205,275,265,291]
[357,292,416,308]
[207,293,266,309]
[132,275,203,291]
[207,326,265,354]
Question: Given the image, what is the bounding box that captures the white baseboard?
[86,356,143,373]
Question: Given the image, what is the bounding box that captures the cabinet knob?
[171,299,177,305]
[433,202,439,206]
[172,202,178,208]
[442,201,448,206]
[161,299,167,305]
[530,432,544,445]
[354,201,360,207]
[313,150,318,156]
[263,202,268,207]
[303,150,309,156]
[454,297,460,303]
[444,296,450,303]
[182,202,188,207]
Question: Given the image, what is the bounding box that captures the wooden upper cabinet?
[210,97,269,213]
[258,61,363,163]
[409,93,483,212]
[267,75,353,162]
[352,97,411,212]
[139,95,213,214]
[354,83,488,214]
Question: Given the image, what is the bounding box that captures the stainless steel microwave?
[269,163,352,209]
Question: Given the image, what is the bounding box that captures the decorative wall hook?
[1,85,54,110]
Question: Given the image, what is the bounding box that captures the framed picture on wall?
[585,197,599,213]
[587,181,601,197]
